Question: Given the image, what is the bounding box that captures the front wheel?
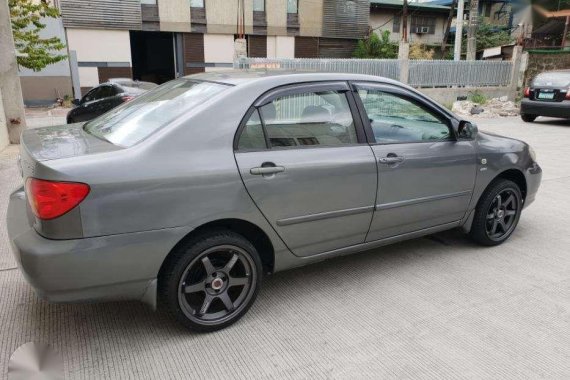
[159,230,262,332]
[469,179,522,246]
[521,114,537,122]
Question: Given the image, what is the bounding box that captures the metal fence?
[234,57,513,88]
[409,60,512,87]
[234,58,401,81]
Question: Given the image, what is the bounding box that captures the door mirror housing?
[457,120,477,139]
[72,99,81,106]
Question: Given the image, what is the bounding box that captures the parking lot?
[1,116,569,379]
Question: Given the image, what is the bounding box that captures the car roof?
[183,69,402,87]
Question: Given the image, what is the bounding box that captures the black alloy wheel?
[159,230,262,332]
[469,179,522,246]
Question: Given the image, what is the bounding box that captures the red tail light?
[523,87,530,98]
[566,91,570,100]
[25,178,90,220]
[122,95,135,102]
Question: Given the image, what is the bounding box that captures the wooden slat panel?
[183,33,205,75]
[248,35,267,57]
[98,67,133,84]
[295,36,319,58]
[60,0,141,29]
[318,38,357,58]
[141,4,159,22]
[322,0,369,39]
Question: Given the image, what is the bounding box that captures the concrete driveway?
[1,116,569,379]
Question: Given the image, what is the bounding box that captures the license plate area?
[537,92,555,100]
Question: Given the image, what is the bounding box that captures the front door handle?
[250,165,285,175]
[378,156,404,164]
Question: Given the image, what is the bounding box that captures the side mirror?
[457,120,477,139]
[72,99,81,106]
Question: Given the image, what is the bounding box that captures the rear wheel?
[159,230,262,332]
[469,179,522,246]
[521,114,537,122]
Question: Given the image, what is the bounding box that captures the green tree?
[9,0,67,71]
[463,19,513,52]
[353,30,398,59]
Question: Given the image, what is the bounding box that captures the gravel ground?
[1,116,569,379]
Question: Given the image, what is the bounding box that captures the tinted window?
[533,72,570,87]
[357,89,450,143]
[82,88,100,102]
[260,90,358,148]
[84,79,229,147]
[238,110,266,151]
[99,86,114,98]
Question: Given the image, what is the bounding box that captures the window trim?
[234,81,368,152]
[351,82,458,145]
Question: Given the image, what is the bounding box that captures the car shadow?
[19,228,479,341]
[532,117,570,127]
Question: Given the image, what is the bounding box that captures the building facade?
[55,0,370,96]
[370,0,450,45]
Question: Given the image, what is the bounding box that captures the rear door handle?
[378,156,404,164]
[250,165,285,175]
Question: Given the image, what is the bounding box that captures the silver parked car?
[7,71,541,331]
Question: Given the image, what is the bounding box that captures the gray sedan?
[7,71,542,331]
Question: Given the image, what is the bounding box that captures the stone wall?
[524,52,570,86]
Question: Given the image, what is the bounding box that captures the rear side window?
[84,79,229,147]
[533,72,570,87]
[260,90,358,148]
[238,110,266,151]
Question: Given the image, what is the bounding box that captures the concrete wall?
[203,34,235,71]
[524,52,570,86]
[370,10,447,45]
[158,0,191,32]
[419,86,513,105]
[267,36,295,58]
[66,29,132,89]
[299,0,323,36]
[266,0,288,35]
[17,18,72,105]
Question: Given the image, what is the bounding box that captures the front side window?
[258,90,358,148]
[253,0,265,12]
[84,79,229,147]
[287,0,298,13]
[357,89,450,144]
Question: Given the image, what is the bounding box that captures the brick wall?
[525,52,570,86]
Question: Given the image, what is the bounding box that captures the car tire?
[521,114,537,122]
[158,229,263,332]
[469,179,523,246]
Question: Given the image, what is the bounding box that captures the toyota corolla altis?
[7,71,541,331]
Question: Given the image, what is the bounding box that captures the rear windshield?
[84,79,229,147]
[533,72,570,87]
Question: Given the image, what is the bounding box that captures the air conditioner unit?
[415,26,430,34]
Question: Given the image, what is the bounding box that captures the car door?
[234,82,378,257]
[352,82,477,241]
[72,87,101,122]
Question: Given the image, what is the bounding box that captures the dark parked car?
[8,71,541,331]
[66,79,157,123]
[521,70,570,122]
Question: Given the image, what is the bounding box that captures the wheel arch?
[158,218,276,280]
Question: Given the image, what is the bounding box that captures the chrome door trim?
[276,205,375,226]
[375,190,472,211]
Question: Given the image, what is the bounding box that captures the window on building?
[190,0,204,8]
[411,15,436,34]
[393,15,401,33]
[140,0,157,4]
[287,0,298,14]
[253,0,265,12]
[484,4,492,17]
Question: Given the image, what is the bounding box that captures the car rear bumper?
[521,99,570,118]
[7,187,186,307]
